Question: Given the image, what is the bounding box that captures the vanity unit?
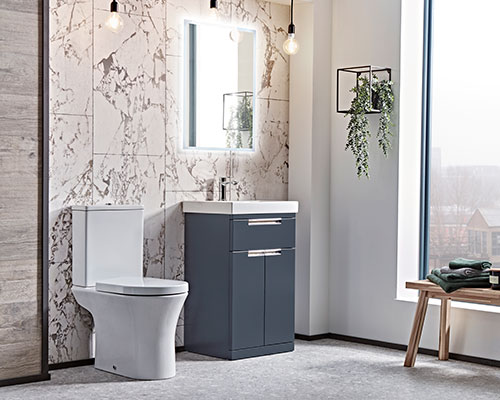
[183,201,298,360]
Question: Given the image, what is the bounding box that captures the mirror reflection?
[185,22,256,150]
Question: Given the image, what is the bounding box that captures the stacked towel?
[426,258,491,293]
[448,258,491,271]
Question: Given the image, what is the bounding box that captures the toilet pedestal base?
[73,287,187,380]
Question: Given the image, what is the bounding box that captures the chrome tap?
[219,177,238,201]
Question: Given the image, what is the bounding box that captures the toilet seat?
[95,277,188,296]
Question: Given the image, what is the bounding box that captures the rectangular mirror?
[184,21,256,151]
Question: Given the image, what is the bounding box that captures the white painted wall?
[310,0,332,335]
[289,0,331,335]
[289,2,314,335]
[328,0,500,361]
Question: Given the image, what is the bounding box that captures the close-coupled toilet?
[71,204,188,380]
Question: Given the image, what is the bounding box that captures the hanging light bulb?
[105,0,124,33]
[283,34,299,55]
[283,0,299,55]
[210,0,218,9]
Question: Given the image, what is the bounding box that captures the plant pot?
[489,268,500,290]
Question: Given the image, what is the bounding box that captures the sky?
[431,0,500,167]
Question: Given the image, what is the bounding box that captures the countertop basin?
[182,200,299,215]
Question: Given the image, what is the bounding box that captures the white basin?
[182,200,299,215]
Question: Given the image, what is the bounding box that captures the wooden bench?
[404,280,499,367]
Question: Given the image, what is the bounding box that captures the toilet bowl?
[71,205,188,380]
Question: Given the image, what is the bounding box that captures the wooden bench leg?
[404,290,429,367]
[438,298,451,361]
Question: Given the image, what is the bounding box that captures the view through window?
[428,0,500,271]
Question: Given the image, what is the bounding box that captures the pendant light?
[283,0,299,55]
[210,0,218,9]
[105,0,124,33]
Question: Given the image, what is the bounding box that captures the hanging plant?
[376,78,395,157]
[345,76,372,178]
[345,75,395,178]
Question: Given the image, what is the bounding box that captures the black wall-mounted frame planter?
[336,65,392,114]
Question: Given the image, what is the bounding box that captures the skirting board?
[295,333,500,368]
[48,346,187,371]
[0,373,51,388]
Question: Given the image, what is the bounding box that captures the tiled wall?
[48,0,289,364]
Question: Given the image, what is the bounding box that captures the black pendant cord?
[288,0,295,34]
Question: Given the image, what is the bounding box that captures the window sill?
[395,293,500,314]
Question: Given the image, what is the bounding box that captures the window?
[492,232,500,256]
[422,0,500,276]
[482,232,488,255]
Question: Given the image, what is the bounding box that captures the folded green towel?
[427,273,491,293]
[432,268,490,282]
[439,267,489,279]
[448,258,491,271]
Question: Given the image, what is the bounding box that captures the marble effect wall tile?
[48,0,289,364]
[231,99,289,200]
[49,114,93,264]
[49,0,93,115]
[94,10,166,156]
[94,0,165,18]
[231,0,289,101]
[93,154,166,278]
[49,261,93,364]
[165,0,233,56]
[166,0,201,57]
[48,113,94,363]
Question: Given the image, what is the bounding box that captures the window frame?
[419,0,434,279]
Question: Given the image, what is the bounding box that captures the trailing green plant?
[376,79,394,157]
[345,76,372,178]
[345,75,395,179]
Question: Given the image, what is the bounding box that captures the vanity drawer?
[231,216,295,251]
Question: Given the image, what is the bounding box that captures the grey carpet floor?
[1,339,500,400]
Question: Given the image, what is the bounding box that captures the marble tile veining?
[49,261,93,364]
[48,0,289,364]
[94,0,166,18]
[93,154,166,277]
[232,98,289,200]
[49,0,93,115]
[94,10,166,156]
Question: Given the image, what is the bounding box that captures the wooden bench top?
[406,280,500,306]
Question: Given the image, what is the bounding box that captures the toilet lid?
[95,277,189,296]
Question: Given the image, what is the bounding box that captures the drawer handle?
[248,249,282,257]
[247,218,282,226]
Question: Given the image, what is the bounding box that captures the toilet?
[71,204,188,380]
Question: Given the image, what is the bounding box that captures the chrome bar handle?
[247,249,282,257]
[247,218,282,226]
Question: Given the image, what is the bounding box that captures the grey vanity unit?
[183,201,298,360]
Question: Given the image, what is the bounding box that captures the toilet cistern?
[219,177,238,201]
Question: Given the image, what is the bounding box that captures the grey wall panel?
[0,0,45,383]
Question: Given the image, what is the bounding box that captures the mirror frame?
[183,20,257,152]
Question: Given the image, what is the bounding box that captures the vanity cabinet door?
[264,249,295,345]
[230,253,265,350]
